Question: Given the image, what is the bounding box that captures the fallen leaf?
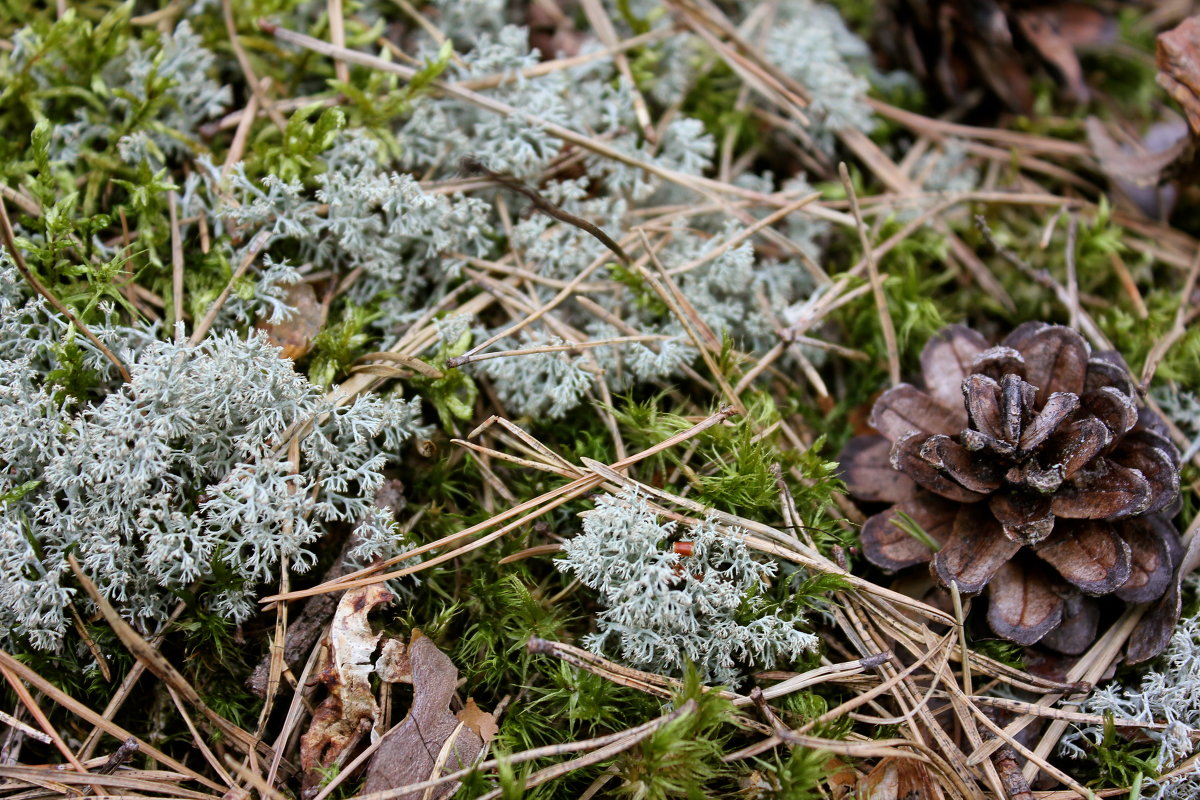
[256,281,324,360]
[1158,16,1200,135]
[376,637,411,684]
[362,633,485,800]
[456,698,499,743]
[857,756,937,799]
[299,584,393,798]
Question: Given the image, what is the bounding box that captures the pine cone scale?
[1033,519,1132,595]
[986,561,1064,646]
[931,504,1021,594]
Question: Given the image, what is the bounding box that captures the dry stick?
[963,694,1200,737]
[572,290,719,395]
[187,229,272,346]
[165,686,240,792]
[1141,247,1200,387]
[974,215,1112,350]
[460,157,632,266]
[259,22,805,211]
[0,649,226,792]
[531,637,739,700]
[67,556,272,763]
[327,0,350,84]
[347,701,697,800]
[220,84,261,180]
[634,230,745,412]
[449,334,671,366]
[0,662,106,797]
[839,162,900,386]
[96,737,139,775]
[262,405,738,603]
[76,599,191,761]
[455,242,636,365]
[266,636,324,789]
[474,701,699,800]
[665,191,822,276]
[869,99,1090,157]
[0,198,132,382]
[579,0,654,141]
[207,28,671,134]
[676,0,1014,312]
[223,0,288,133]
[0,708,51,744]
[0,766,217,799]
[167,189,185,338]
[1108,251,1149,319]
[749,690,940,762]
[224,755,289,800]
[1065,214,1081,332]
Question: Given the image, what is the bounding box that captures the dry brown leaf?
[857,756,937,799]
[376,637,411,684]
[456,698,499,743]
[362,633,484,800]
[255,281,324,360]
[299,584,393,798]
[1159,16,1200,135]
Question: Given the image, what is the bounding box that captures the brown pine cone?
[875,0,1127,114]
[839,323,1184,661]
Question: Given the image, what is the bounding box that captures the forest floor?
[0,1,1199,798]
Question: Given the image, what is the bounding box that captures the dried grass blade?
[0,649,225,792]
[66,556,271,762]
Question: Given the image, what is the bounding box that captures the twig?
[1065,214,1080,331]
[1141,247,1200,387]
[97,738,140,775]
[223,0,287,132]
[839,162,900,386]
[461,157,632,266]
[0,650,225,791]
[167,189,186,338]
[327,0,350,84]
[67,555,273,763]
[0,197,132,382]
[187,230,272,347]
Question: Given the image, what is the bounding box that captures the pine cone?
[840,323,1184,661]
[876,1,1127,113]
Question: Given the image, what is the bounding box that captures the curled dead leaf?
[456,698,498,744]
[363,634,485,800]
[299,584,394,798]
